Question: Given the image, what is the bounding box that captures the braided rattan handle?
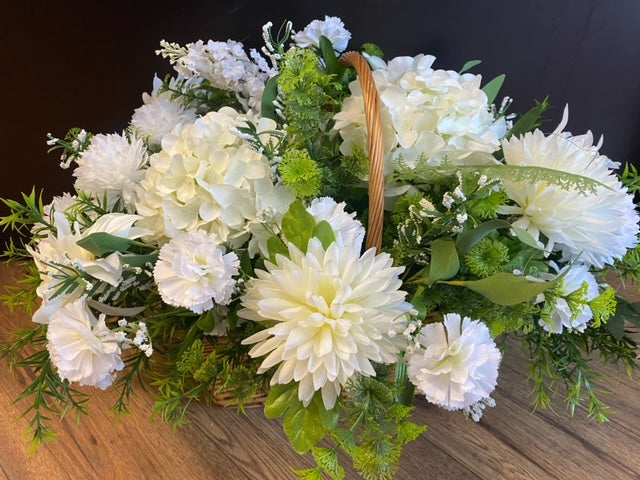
[339,51,384,252]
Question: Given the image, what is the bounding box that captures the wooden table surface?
[1,262,639,480]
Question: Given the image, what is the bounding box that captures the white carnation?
[73,133,149,212]
[240,238,412,409]
[500,107,639,268]
[307,197,365,250]
[292,16,352,52]
[154,230,240,313]
[131,75,198,146]
[407,313,501,410]
[47,299,124,389]
[334,54,507,177]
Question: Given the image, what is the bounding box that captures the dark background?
[1,0,639,243]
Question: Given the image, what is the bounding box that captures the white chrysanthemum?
[539,264,599,333]
[136,108,287,244]
[407,313,501,411]
[240,238,412,409]
[28,212,150,323]
[174,40,274,114]
[334,54,507,176]
[131,75,198,146]
[73,133,148,212]
[307,197,365,250]
[154,230,239,313]
[292,16,352,52]
[500,107,639,268]
[47,299,124,389]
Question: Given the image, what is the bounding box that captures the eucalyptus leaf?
[319,35,343,76]
[506,97,550,140]
[197,311,215,332]
[482,74,506,104]
[120,253,158,268]
[442,272,557,306]
[428,237,459,285]
[312,221,335,249]
[460,59,482,74]
[281,200,317,252]
[76,232,134,257]
[261,74,279,120]
[513,227,544,250]
[456,219,513,256]
[267,236,289,262]
[86,299,146,317]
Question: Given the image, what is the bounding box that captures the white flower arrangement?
[2,16,639,480]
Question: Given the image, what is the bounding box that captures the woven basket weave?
[213,51,383,408]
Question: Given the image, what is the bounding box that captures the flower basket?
[1,16,640,480]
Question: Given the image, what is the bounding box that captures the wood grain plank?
[2,261,640,480]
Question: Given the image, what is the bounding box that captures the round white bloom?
[136,108,285,244]
[240,238,412,409]
[131,75,198,147]
[334,54,507,176]
[292,16,352,52]
[307,197,365,249]
[500,107,639,268]
[154,230,240,313]
[407,313,501,411]
[539,264,599,333]
[47,299,124,389]
[73,133,149,212]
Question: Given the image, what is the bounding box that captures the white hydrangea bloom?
[73,132,149,212]
[407,313,501,411]
[307,197,365,249]
[154,230,239,313]
[500,107,639,268]
[131,75,198,147]
[173,40,275,114]
[539,264,599,333]
[47,299,124,389]
[136,108,287,245]
[28,212,149,324]
[292,16,352,52]
[240,238,412,409]
[334,54,507,177]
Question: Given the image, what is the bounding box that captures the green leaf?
[261,74,279,120]
[428,237,459,285]
[312,447,345,480]
[319,35,343,77]
[410,285,428,319]
[506,97,550,139]
[267,236,289,262]
[442,272,558,306]
[609,299,640,339]
[76,232,134,257]
[456,219,513,256]
[293,469,324,480]
[264,383,298,419]
[460,59,482,74]
[362,42,384,58]
[120,253,158,267]
[482,74,506,104]
[281,200,317,252]
[512,227,544,250]
[312,221,335,249]
[197,311,215,332]
[283,394,338,454]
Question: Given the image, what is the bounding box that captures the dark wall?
[2,0,639,242]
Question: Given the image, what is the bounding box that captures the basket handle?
[339,51,384,252]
